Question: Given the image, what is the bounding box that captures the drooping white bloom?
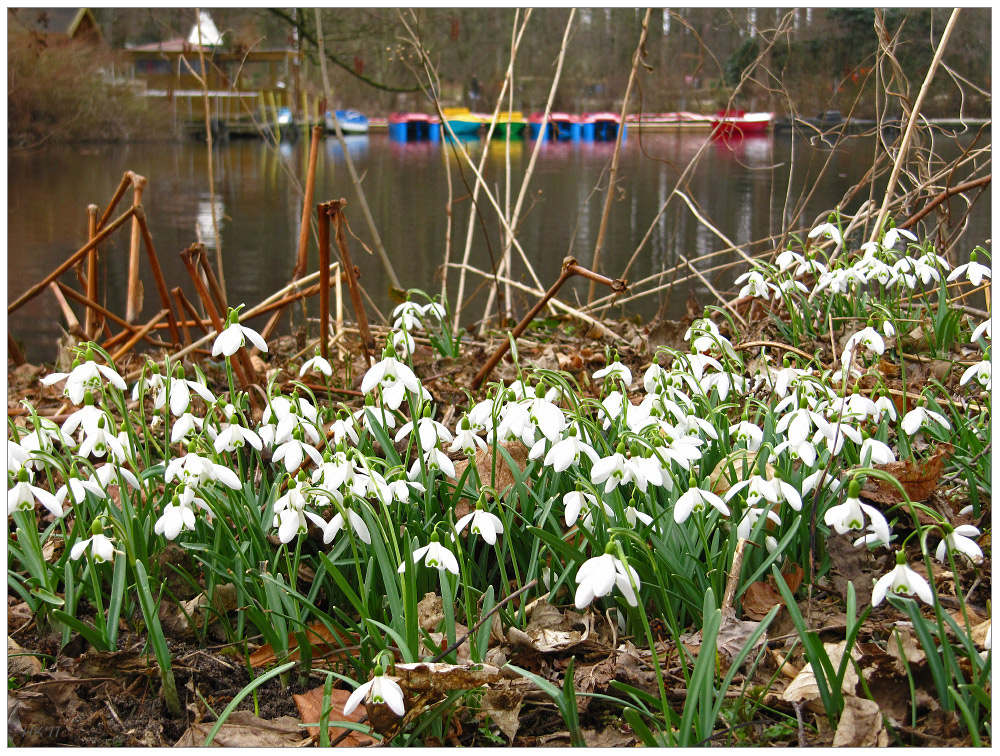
[823,482,891,546]
[53,473,105,509]
[392,300,426,332]
[272,436,324,473]
[170,412,204,444]
[574,549,641,609]
[213,423,263,453]
[970,318,991,343]
[725,474,802,511]
[41,358,127,405]
[808,222,844,248]
[273,506,308,543]
[8,470,64,517]
[299,353,333,377]
[164,374,217,417]
[449,417,487,455]
[154,499,197,540]
[947,258,991,287]
[391,329,416,358]
[935,525,983,564]
[212,319,268,357]
[455,507,504,545]
[592,361,632,386]
[537,433,600,472]
[882,226,917,251]
[360,356,422,411]
[736,506,782,540]
[69,532,117,563]
[900,405,951,436]
[398,535,460,574]
[344,668,405,717]
[960,360,991,391]
[407,447,456,481]
[859,437,896,466]
[164,450,242,489]
[843,326,885,357]
[673,482,730,523]
[306,505,372,545]
[871,553,934,606]
[729,421,763,451]
[395,415,454,453]
[734,270,775,299]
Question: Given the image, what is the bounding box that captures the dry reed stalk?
[479,9,576,332]
[293,125,324,281]
[314,9,399,290]
[57,282,139,336]
[171,288,193,346]
[85,204,100,338]
[110,309,168,364]
[135,206,182,346]
[48,282,84,339]
[445,261,625,344]
[676,252,747,328]
[8,334,27,367]
[867,9,961,249]
[326,201,374,367]
[587,8,651,305]
[125,173,147,324]
[96,171,135,231]
[8,205,137,314]
[319,201,331,361]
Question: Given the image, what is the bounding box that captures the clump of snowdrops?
[7,220,990,744]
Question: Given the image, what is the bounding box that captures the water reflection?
[7,131,990,363]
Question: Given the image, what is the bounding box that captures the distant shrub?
[8,25,173,149]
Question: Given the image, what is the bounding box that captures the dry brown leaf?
[742,581,783,621]
[709,449,775,496]
[172,711,306,747]
[886,624,927,670]
[390,661,503,694]
[481,687,523,743]
[249,621,357,668]
[781,641,859,713]
[715,609,768,673]
[292,686,375,746]
[862,443,953,505]
[453,441,529,497]
[8,636,43,677]
[833,695,888,747]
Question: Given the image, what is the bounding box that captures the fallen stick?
[85,205,101,339]
[471,258,626,390]
[125,174,148,324]
[48,283,86,340]
[326,200,374,367]
[135,206,182,346]
[8,333,27,367]
[293,125,323,281]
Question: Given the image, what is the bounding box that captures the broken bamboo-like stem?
[318,202,331,361]
[135,206,182,346]
[198,244,229,318]
[900,174,992,230]
[110,309,167,365]
[471,258,626,391]
[125,173,148,324]
[293,125,324,281]
[326,200,374,367]
[48,282,86,340]
[96,170,135,232]
[8,333,27,367]
[85,205,100,339]
[57,282,139,338]
[171,288,193,346]
[8,205,138,315]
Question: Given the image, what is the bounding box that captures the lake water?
[7,129,991,363]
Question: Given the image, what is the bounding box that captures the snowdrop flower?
[871,551,934,606]
[729,420,763,451]
[272,433,324,473]
[591,445,647,493]
[947,251,991,287]
[900,404,951,436]
[624,504,655,530]
[808,221,844,248]
[912,254,943,285]
[41,354,127,405]
[170,412,203,444]
[736,506,782,540]
[455,502,504,545]
[872,392,898,422]
[392,300,426,332]
[154,497,197,540]
[449,416,487,455]
[90,462,141,492]
[563,489,599,527]
[859,437,896,466]
[726,474,802,511]
[306,503,372,545]
[574,543,641,609]
[823,481,891,545]
[299,351,333,377]
[213,422,263,453]
[891,257,918,289]
[212,310,268,357]
[772,436,819,468]
[422,301,446,322]
[164,372,217,417]
[882,226,917,251]
[395,412,454,453]
[391,329,416,358]
[6,440,30,475]
[970,318,991,343]
[53,471,105,509]
[775,248,806,272]
[843,325,885,357]
[361,353,422,411]
[535,430,600,472]
[273,506,308,543]
[734,270,774,299]
[344,665,405,717]
[935,525,983,564]
[407,447,456,481]
[673,477,730,523]
[164,449,242,490]
[593,360,632,387]
[77,415,126,460]
[960,360,991,391]
[398,532,459,574]
[60,396,105,438]
[8,468,64,517]
[69,530,118,563]
[643,363,667,394]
